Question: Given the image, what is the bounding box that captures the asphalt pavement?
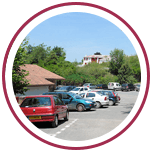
[34,90,139,141]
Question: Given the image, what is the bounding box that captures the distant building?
[78,52,111,67]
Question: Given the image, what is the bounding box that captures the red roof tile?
[20,64,65,86]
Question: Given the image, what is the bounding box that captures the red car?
[20,95,69,127]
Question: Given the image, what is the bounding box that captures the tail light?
[104,97,107,100]
[126,86,128,88]
[112,92,116,97]
[87,86,89,87]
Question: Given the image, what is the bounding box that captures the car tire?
[77,104,85,112]
[52,115,58,128]
[109,100,114,106]
[64,111,69,121]
[96,101,101,108]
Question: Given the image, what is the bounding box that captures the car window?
[72,87,80,91]
[80,88,83,91]
[84,88,88,91]
[53,96,58,105]
[86,93,95,97]
[62,94,71,99]
[20,97,51,107]
[56,97,64,105]
[83,83,89,86]
[90,84,95,86]
[101,91,109,95]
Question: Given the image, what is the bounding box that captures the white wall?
[16,86,49,97]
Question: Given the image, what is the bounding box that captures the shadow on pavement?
[33,119,66,129]
[121,103,134,114]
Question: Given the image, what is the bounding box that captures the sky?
[27,12,136,62]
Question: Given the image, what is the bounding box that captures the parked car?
[20,95,69,128]
[69,87,91,94]
[135,84,140,91]
[90,90,120,106]
[80,92,109,108]
[96,84,108,90]
[121,83,135,91]
[83,83,97,89]
[43,92,96,112]
[108,82,121,91]
[54,86,76,92]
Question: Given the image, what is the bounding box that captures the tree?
[128,55,141,82]
[12,39,29,95]
[109,48,125,75]
[117,60,134,84]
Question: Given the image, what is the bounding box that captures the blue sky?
[27,12,136,62]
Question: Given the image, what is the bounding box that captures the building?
[78,52,111,67]
[17,64,65,96]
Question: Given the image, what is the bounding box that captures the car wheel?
[52,115,58,128]
[77,104,84,112]
[96,101,101,108]
[64,111,69,121]
[109,100,114,106]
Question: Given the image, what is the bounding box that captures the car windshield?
[72,87,80,91]
[95,91,103,95]
[20,97,51,107]
[69,93,82,99]
[83,83,89,86]
[100,91,109,95]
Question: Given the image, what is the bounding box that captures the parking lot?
[34,91,139,141]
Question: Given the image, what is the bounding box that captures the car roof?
[24,95,56,98]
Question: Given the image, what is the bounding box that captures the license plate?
[29,116,41,120]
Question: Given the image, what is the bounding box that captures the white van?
[108,82,121,91]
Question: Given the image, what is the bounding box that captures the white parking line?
[50,119,78,137]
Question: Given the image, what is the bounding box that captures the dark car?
[54,86,76,92]
[121,83,135,91]
[135,84,140,91]
[43,92,96,112]
[91,90,120,106]
[96,84,108,90]
[20,95,69,128]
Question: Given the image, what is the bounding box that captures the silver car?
[83,83,97,89]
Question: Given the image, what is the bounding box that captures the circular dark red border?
[2,2,150,150]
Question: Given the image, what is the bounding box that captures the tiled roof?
[20,64,65,86]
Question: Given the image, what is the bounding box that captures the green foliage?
[12,39,29,95]
[109,48,125,75]
[98,73,118,85]
[22,40,140,86]
[117,60,136,84]
[128,55,141,81]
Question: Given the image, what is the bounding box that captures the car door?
[53,96,62,119]
[86,93,96,101]
[61,93,74,110]
[56,96,67,118]
[79,88,84,94]
[84,88,89,93]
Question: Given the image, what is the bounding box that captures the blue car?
[43,92,96,112]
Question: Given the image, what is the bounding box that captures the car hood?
[76,98,95,103]
[54,90,68,92]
